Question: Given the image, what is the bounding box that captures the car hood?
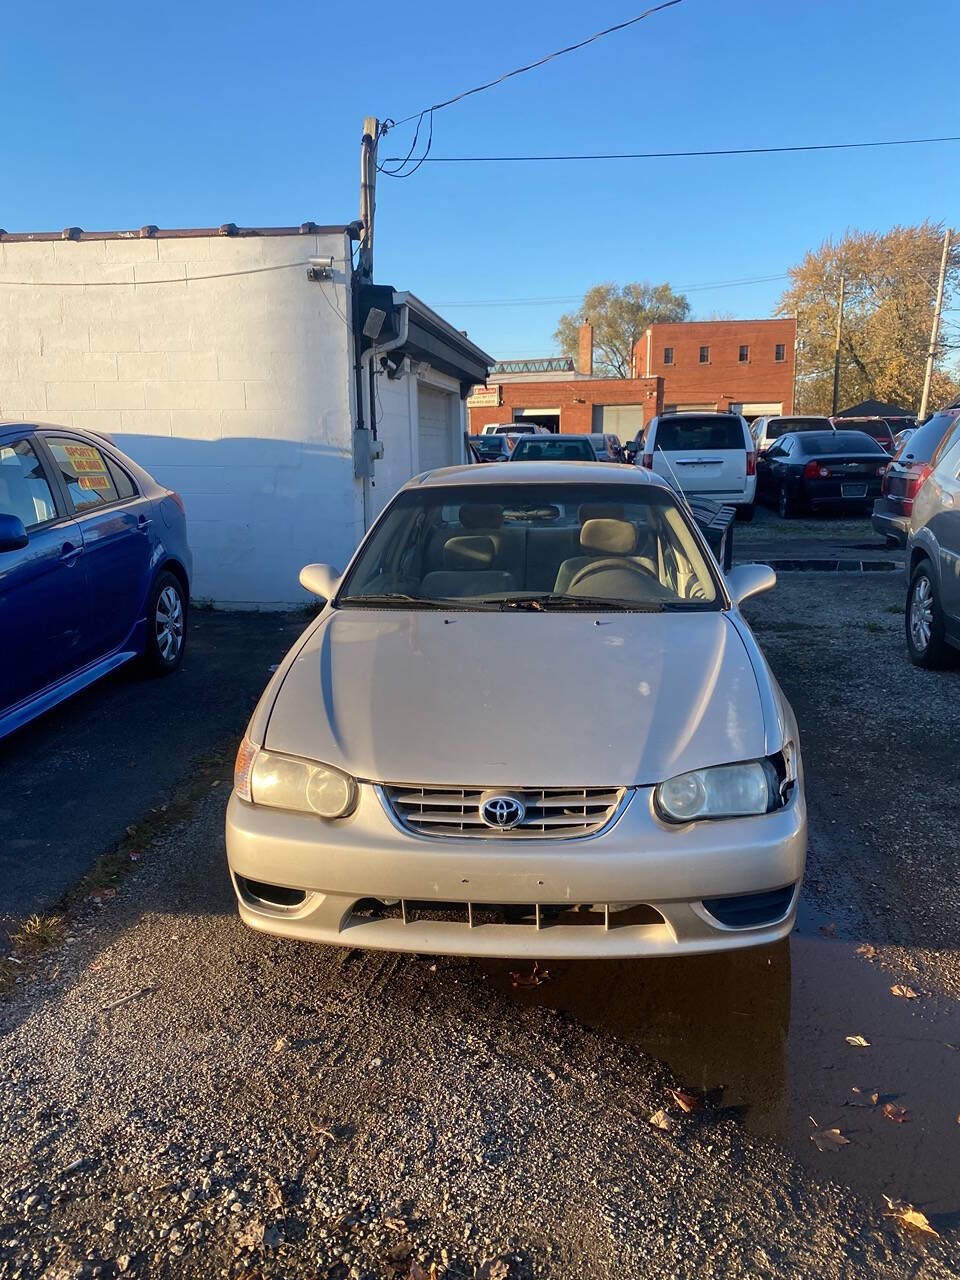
[265,609,767,788]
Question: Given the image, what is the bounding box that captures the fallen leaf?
[811,1127,851,1152]
[883,1103,911,1124]
[409,1263,440,1280]
[272,1036,290,1054]
[819,922,837,937]
[847,1087,880,1107]
[477,1262,512,1280]
[846,1035,871,1047]
[890,984,919,1000]
[383,1217,407,1233]
[509,961,551,988]
[666,1087,703,1114]
[883,1196,939,1237]
[856,943,877,959]
[648,1108,677,1133]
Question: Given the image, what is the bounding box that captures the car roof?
[408,461,667,489]
[0,419,115,444]
[656,411,741,419]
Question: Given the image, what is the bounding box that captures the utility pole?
[358,116,379,281]
[831,275,846,417]
[918,227,951,423]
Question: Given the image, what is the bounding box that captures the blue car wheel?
[144,570,187,673]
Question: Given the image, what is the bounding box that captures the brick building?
[468,318,796,438]
[634,318,796,418]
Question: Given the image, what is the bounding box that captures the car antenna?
[654,441,697,521]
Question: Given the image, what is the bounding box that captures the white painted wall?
[0,230,361,606]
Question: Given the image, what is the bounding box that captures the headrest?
[459,503,504,530]
[443,535,497,570]
[579,502,625,524]
[580,518,637,555]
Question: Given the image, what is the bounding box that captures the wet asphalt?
[2,505,959,1274]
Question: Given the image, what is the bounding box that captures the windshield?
[337,483,720,611]
[655,417,744,450]
[769,417,832,438]
[796,431,883,454]
[896,412,957,462]
[470,436,507,457]
[510,437,596,461]
[840,419,892,441]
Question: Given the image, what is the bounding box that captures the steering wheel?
[567,557,657,593]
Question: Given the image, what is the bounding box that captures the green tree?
[554,282,690,378]
[778,222,960,415]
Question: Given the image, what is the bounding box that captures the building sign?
[467,386,500,407]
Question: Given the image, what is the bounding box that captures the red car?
[830,416,898,453]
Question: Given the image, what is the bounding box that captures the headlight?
[656,757,782,823]
[233,737,358,819]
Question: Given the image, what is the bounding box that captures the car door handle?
[60,541,83,564]
[137,514,152,530]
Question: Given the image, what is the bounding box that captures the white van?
[637,412,757,519]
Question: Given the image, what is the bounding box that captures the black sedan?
[756,430,888,518]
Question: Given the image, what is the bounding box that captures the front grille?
[381,784,626,839]
[349,898,663,929]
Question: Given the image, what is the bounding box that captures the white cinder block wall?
[0,229,360,606]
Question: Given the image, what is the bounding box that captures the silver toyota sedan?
[226,462,806,959]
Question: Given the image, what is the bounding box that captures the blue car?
[0,422,192,740]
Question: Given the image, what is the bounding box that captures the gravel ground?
[1,569,958,1279]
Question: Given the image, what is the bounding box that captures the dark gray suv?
[905,418,960,667]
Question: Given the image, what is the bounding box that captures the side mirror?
[299,563,341,602]
[726,562,776,605]
[0,513,28,553]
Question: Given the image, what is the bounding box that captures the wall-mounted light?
[307,256,335,281]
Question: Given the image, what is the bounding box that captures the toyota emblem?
[480,794,526,830]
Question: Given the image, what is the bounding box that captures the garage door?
[592,404,647,439]
[418,385,456,471]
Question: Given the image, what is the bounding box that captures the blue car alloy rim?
[155,585,184,662]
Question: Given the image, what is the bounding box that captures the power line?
[382,135,960,165]
[434,273,792,308]
[384,1,682,131]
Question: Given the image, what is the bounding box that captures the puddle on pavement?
[480,905,960,1223]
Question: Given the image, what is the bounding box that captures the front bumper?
[225,780,807,959]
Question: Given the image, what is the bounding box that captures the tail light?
[641,453,654,469]
[168,490,186,515]
[901,463,933,512]
[803,460,832,479]
[746,451,757,476]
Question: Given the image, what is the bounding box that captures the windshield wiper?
[476,594,665,612]
[339,593,448,609]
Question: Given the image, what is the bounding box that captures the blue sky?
[3,0,957,360]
